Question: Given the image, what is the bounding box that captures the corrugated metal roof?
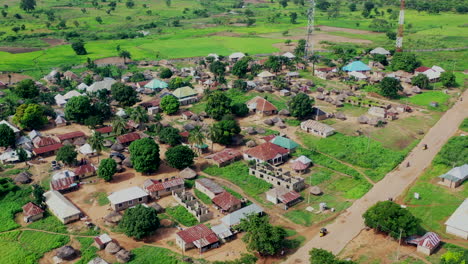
[244,142,289,161]
[145,178,184,192]
[196,178,224,194]
[107,186,148,205]
[212,192,241,211]
[221,203,263,226]
[445,199,468,232]
[44,190,81,219]
[177,224,219,245]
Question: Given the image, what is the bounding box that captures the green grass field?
[203,161,272,202]
[460,118,468,132]
[404,91,452,111]
[166,205,199,227]
[128,246,191,264]
[194,189,212,205]
[0,188,32,232]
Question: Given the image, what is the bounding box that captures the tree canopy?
[111,83,138,107]
[119,205,160,239]
[211,117,241,145]
[231,103,249,117]
[205,91,233,121]
[158,126,182,146]
[160,95,180,115]
[440,72,457,87]
[288,93,314,120]
[14,79,39,99]
[390,53,421,72]
[209,61,226,81]
[13,103,48,130]
[232,57,251,78]
[65,96,92,123]
[310,248,357,264]
[165,145,195,170]
[159,68,173,79]
[98,158,117,182]
[20,0,36,11]
[71,40,87,55]
[0,124,16,147]
[237,214,286,256]
[56,145,78,166]
[411,74,430,89]
[129,138,161,173]
[379,77,403,98]
[363,201,422,239]
[168,77,191,90]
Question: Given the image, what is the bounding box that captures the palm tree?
[205,125,217,153]
[188,126,205,155]
[88,131,104,162]
[112,116,127,136]
[119,50,131,64]
[309,54,320,76]
[130,106,148,130]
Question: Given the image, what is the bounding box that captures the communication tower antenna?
[396,0,405,52]
[304,0,316,59]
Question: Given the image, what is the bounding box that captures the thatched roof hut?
[14,171,32,184]
[336,94,347,101]
[264,86,273,92]
[122,157,132,168]
[316,87,324,92]
[179,167,197,179]
[62,140,73,146]
[246,127,256,135]
[190,114,199,121]
[255,87,264,92]
[116,249,131,263]
[73,137,87,146]
[183,123,195,131]
[104,211,122,225]
[263,119,274,126]
[255,127,266,134]
[103,140,113,147]
[199,111,208,117]
[276,121,286,129]
[111,143,124,152]
[278,109,290,116]
[150,203,165,214]
[412,86,422,94]
[316,93,325,100]
[271,116,283,124]
[246,140,257,148]
[309,186,322,195]
[105,242,121,254]
[358,115,369,124]
[325,97,333,103]
[333,100,344,107]
[56,246,77,260]
[335,112,346,120]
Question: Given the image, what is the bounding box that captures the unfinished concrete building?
[249,163,305,192]
[172,190,213,222]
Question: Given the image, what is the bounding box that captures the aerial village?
[0,46,466,264]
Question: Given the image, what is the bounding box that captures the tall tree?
[288,93,314,120]
[390,53,421,72]
[0,124,16,147]
[209,61,226,82]
[129,138,160,173]
[111,83,138,107]
[14,79,39,99]
[211,118,241,145]
[158,126,182,146]
[119,205,159,239]
[65,96,92,123]
[294,39,306,58]
[112,116,127,136]
[88,132,104,162]
[188,125,205,154]
[98,158,117,181]
[20,0,36,11]
[411,74,430,89]
[231,57,251,78]
[237,214,286,256]
[363,201,422,239]
[160,95,180,115]
[130,106,149,128]
[379,77,403,98]
[13,103,48,130]
[165,145,195,170]
[71,40,87,55]
[205,91,233,121]
[309,54,320,76]
[56,145,78,166]
[119,50,132,64]
[32,184,45,207]
[440,72,457,87]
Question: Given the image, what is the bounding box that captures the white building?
[107,186,149,211]
[44,190,82,224]
[300,120,335,138]
[445,199,468,239]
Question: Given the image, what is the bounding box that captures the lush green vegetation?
[297,132,411,181]
[166,205,199,227]
[460,118,468,132]
[433,136,468,167]
[0,187,31,232]
[28,213,68,233]
[128,246,190,264]
[203,161,272,201]
[194,189,212,205]
[75,237,99,264]
[0,230,70,264]
[404,91,452,111]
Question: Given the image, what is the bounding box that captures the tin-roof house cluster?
[172,190,213,222]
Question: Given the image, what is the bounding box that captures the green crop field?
[0,188,32,232]
[128,246,191,264]
[166,205,199,227]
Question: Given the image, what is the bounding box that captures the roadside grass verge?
[460,118,468,132]
[166,205,199,227]
[403,91,452,111]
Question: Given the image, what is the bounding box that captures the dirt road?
[284,90,468,263]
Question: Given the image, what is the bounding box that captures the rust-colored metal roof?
[33,143,63,155]
[145,178,184,192]
[95,126,113,134]
[57,131,85,141]
[74,164,96,175]
[51,176,77,191]
[212,148,242,165]
[279,191,301,204]
[34,136,59,147]
[176,224,219,245]
[117,132,140,144]
[247,96,277,112]
[212,192,241,211]
[22,202,44,217]
[244,142,288,161]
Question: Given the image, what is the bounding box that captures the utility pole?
[396,0,405,52]
[304,0,316,59]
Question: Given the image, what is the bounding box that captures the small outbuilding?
[22,202,44,223]
[445,199,468,239]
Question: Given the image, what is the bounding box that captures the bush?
[159,68,173,79]
[165,145,195,169]
[119,205,159,239]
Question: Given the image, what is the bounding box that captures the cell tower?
[396,0,405,52]
[304,0,316,59]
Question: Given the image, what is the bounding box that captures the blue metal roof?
[342,61,371,72]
